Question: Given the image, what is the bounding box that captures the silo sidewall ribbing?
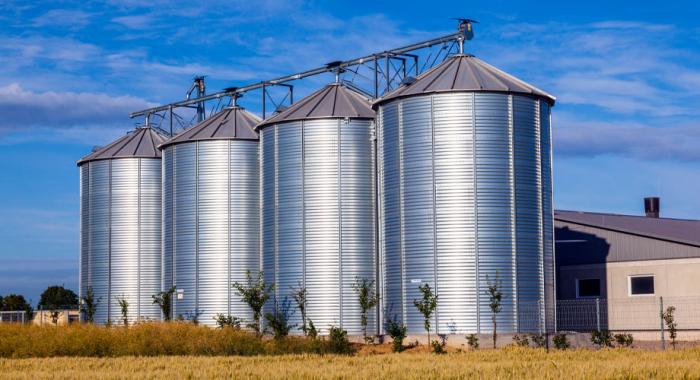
[260,118,376,336]
[377,92,553,334]
[80,158,162,325]
[162,140,259,326]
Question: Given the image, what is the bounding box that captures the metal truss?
[130,20,474,136]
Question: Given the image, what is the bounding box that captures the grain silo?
[160,105,260,326]
[78,126,167,325]
[375,54,556,334]
[257,82,376,335]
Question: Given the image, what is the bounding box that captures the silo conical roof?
[375,54,556,106]
[77,126,168,165]
[256,83,374,129]
[159,106,260,149]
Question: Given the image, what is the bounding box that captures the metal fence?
[0,311,29,323]
[557,296,700,334]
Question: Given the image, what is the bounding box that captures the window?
[629,275,655,296]
[576,278,601,298]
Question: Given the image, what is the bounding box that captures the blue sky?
[1,0,699,304]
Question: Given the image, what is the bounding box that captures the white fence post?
[660,296,665,350]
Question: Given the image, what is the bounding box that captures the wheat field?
[3,347,700,379]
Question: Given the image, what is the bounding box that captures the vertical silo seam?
[195,142,199,317]
[274,127,279,301]
[108,160,112,322]
[508,94,519,332]
[301,122,306,301]
[172,146,177,315]
[137,159,141,319]
[429,96,439,333]
[536,102,545,331]
[373,120,381,335]
[471,93,480,333]
[398,101,406,323]
[337,120,343,328]
[227,141,231,317]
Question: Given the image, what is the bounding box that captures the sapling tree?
[152,286,176,321]
[352,277,379,344]
[486,274,503,349]
[232,270,274,336]
[291,282,309,335]
[413,283,438,345]
[663,305,678,349]
[115,295,129,327]
[80,286,100,323]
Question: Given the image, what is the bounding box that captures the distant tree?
[152,286,176,321]
[80,286,100,323]
[352,277,379,344]
[663,306,678,349]
[1,294,34,320]
[413,283,438,345]
[0,295,3,309]
[115,295,129,327]
[232,270,274,336]
[290,282,309,336]
[486,274,503,349]
[39,285,78,310]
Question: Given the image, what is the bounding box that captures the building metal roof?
[555,210,700,248]
[77,127,168,165]
[374,54,556,106]
[160,106,260,149]
[256,83,374,130]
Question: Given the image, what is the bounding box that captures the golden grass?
[0,323,342,358]
[2,347,700,379]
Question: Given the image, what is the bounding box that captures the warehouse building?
[555,198,700,338]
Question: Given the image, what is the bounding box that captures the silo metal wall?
[162,140,259,326]
[79,158,162,325]
[260,119,376,335]
[377,92,552,334]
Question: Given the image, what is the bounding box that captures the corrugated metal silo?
[78,127,167,325]
[375,54,556,334]
[160,106,260,326]
[257,83,376,335]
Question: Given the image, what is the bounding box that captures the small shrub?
[352,277,379,344]
[530,334,546,348]
[327,326,354,355]
[553,333,570,350]
[264,300,295,340]
[413,283,438,344]
[466,333,479,349]
[386,315,407,352]
[614,333,633,347]
[152,287,176,321]
[512,334,530,347]
[486,274,503,349]
[115,295,129,327]
[591,329,614,348]
[81,286,100,323]
[431,336,446,355]
[213,314,241,329]
[307,320,318,339]
[232,271,274,336]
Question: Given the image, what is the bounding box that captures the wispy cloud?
[32,9,94,29]
[0,84,152,135]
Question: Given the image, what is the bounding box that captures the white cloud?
[32,9,93,29]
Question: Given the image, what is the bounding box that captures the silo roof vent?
[374,54,556,106]
[77,126,168,165]
[159,106,261,149]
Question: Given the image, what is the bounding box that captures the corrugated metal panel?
[80,157,162,325]
[541,101,555,331]
[513,96,543,332]
[433,93,477,333]
[378,102,403,325]
[164,139,259,326]
[340,119,376,334]
[260,118,376,335]
[474,93,516,333]
[378,92,550,334]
